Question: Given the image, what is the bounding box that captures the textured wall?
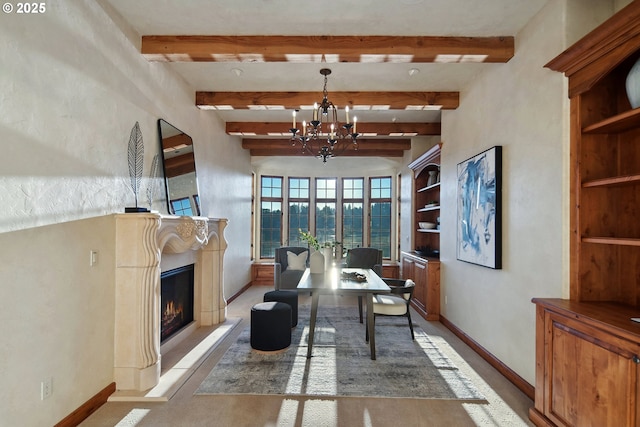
[439,0,618,384]
[0,1,251,425]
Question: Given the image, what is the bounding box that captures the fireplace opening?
[160,264,195,343]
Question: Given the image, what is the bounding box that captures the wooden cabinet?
[401,251,440,320]
[531,299,640,427]
[532,3,640,426]
[408,143,441,256]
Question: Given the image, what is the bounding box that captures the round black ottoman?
[263,290,299,327]
[250,302,292,351]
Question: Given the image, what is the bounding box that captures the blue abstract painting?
[456,146,502,269]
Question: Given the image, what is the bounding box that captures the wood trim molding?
[196,91,459,110]
[544,1,640,97]
[142,35,514,63]
[54,382,115,427]
[439,315,535,400]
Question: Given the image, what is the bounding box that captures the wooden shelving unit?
[401,143,442,321]
[530,3,640,426]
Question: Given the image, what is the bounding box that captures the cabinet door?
[412,259,427,313]
[545,312,640,427]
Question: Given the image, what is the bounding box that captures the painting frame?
[456,146,502,269]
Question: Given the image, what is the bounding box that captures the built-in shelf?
[417,206,440,212]
[417,182,440,193]
[417,229,440,233]
[582,107,640,134]
[582,237,640,246]
[583,174,640,188]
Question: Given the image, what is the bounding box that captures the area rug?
[195,306,485,400]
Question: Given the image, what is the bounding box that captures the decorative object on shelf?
[289,68,360,163]
[419,222,436,229]
[427,170,439,186]
[125,121,149,213]
[456,145,502,269]
[626,57,640,109]
[309,250,325,274]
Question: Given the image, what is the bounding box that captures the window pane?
[342,177,364,251]
[316,202,336,244]
[171,198,193,216]
[342,202,363,250]
[288,202,309,246]
[370,176,392,258]
[260,176,283,258]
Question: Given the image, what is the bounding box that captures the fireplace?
[113,214,228,391]
[161,264,195,342]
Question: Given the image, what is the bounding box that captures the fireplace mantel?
[113,213,228,391]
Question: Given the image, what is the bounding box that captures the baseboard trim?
[439,315,535,401]
[227,282,253,304]
[54,382,115,427]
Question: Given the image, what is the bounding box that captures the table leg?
[307,292,320,358]
[366,293,376,360]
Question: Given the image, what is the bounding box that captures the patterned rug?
[195,305,485,400]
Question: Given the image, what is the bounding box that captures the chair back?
[345,248,382,275]
[384,278,415,302]
[274,246,309,271]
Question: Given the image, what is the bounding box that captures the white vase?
[323,247,333,270]
[310,250,325,274]
[626,57,640,109]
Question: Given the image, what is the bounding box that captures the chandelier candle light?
[289,68,360,163]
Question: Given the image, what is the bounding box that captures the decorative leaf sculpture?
[146,153,160,210]
[127,121,144,208]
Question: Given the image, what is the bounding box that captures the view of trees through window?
[260,176,282,258]
[258,175,392,259]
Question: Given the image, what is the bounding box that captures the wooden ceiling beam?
[227,122,440,136]
[197,91,459,110]
[241,138,410,155]
[142,35,514,63]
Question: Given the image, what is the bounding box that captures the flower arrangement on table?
[298,229,340,251]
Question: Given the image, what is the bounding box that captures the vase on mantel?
[626,57,640,109]
[310,250,325,274]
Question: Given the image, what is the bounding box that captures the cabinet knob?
[633,355,640,364]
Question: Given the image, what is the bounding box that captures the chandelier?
[289,68,359,162]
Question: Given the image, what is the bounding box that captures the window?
[288,177,310,246]
[171,197,193,216]
[370,177,392,258]
[260,176,282,258]
[342,178,364,250]
[315,178,336,245]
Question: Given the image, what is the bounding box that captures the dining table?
[296,267,391,360]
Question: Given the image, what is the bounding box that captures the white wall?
[0,1,251,425]
[439,0,618,384]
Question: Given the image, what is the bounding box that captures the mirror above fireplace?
[158,119,201,216]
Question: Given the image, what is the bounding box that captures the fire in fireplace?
[160,264,195,342]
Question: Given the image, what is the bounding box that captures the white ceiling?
[104,0,548,125]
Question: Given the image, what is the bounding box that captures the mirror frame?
[157,119,201,216]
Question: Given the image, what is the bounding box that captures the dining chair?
[366,278,416,342]
[343,247,382,323]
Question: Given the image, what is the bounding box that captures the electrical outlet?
[41,377,52,400]
[445,295,448,305]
